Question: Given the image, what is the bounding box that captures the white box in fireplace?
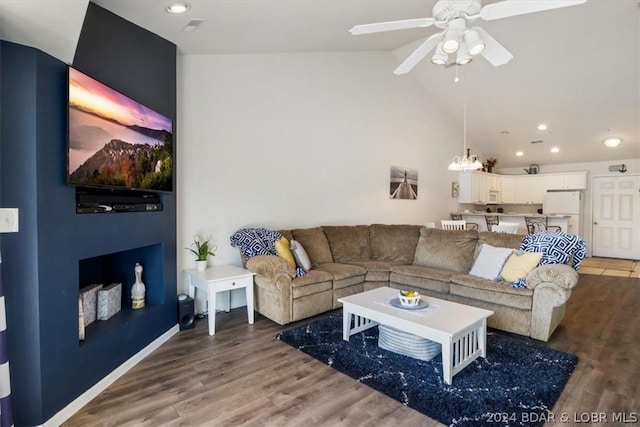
[79,283,103,325]
[97,283,122,321]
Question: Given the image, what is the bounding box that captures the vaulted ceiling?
[1,0,638,168]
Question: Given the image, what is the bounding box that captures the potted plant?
[186,235,217,271]
[485,157,497,173]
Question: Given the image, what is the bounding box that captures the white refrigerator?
[543,190,583,236]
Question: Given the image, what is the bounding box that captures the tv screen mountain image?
[67,67,173,192]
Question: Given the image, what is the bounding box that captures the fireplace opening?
[78,243,164,344]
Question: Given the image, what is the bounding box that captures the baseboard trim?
[42,324,179,427]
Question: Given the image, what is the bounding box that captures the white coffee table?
[338,287,494,385]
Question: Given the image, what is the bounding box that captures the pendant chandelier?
[448,91,483,171]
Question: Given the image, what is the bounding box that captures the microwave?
[487,190,500,204]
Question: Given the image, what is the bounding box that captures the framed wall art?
[389,166,418,200]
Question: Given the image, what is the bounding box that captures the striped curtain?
[0,255,13,427]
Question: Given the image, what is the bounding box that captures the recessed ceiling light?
[537,123,548,131]
[550,147,560,153]
[516,151,524,157]
[603,137,622,148]
[166,2,190,14]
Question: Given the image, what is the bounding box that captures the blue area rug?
[277,314,578,427]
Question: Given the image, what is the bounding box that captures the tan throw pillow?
[275,237,296,269]
[501,251,544,282]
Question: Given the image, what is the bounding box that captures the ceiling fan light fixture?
[464,29,485,56]
[456,43,473,65]
[442,18,466,54]
[431,42,448,65]
[442,39,459,54]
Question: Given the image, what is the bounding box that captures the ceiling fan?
[350,0,588,74]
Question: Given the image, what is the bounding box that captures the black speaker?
[178,295,195,331]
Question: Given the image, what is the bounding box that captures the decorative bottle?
[131,263,146,309]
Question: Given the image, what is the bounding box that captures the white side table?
[184,264,256,336]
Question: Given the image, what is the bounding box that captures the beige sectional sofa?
[244,224,579,342]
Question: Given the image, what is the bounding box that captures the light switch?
[0,208,19,233]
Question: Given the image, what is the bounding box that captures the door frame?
[590,173,640,259]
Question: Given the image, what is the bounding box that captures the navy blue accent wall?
[0,3,177,425]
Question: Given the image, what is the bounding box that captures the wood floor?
[63,274,639,427]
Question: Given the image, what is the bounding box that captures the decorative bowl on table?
[398,290,420,307]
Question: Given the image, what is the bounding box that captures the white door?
[592,175,640,259]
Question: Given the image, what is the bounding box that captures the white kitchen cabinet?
[545,172,588,190]
[458,171,502,204]
[458,171,487,204]
[529,175,554,203]
[498,172,587,204]
[501,175,517,203]
[503,175,546,204]
[486,175,501,192]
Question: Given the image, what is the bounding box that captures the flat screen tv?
[67,67,173,192]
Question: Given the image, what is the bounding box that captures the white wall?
[498,158,640,255]
[177,51,463,310]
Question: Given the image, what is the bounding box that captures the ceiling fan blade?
[480,0,587,21]
[474,27,514,67]
[350,18,435,35]
[393,32,443,75]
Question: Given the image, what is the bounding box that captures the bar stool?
[485,215,499,231]
[492,222,519,234]
[451,214,478,230]
[524,217,561,233]
[441,220,466,230]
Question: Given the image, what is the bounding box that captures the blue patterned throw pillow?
[511,231,586,288]
[230,228,281,259]
[230,228,306,277]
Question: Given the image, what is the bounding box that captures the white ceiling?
[1,0,638,169]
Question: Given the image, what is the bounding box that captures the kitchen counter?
[453,212,570,219]
[452,212,570,233]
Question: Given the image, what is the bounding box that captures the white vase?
[131,263,146,309]
[195,260,207,272]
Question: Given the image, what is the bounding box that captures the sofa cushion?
[450,274,533,310]
[369,224,421,263]
[390,264,456,282]
[291,270,333,299]
[277,229,294,242]
[390,265,456,294]
[346,260,406,271]
[292,227,334,264]
[469,244,514,281]
[314,262,367,290]
[322,225,371,262]
[345,260,406,282]
[478,231,524,250]
[413,228,479,273]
